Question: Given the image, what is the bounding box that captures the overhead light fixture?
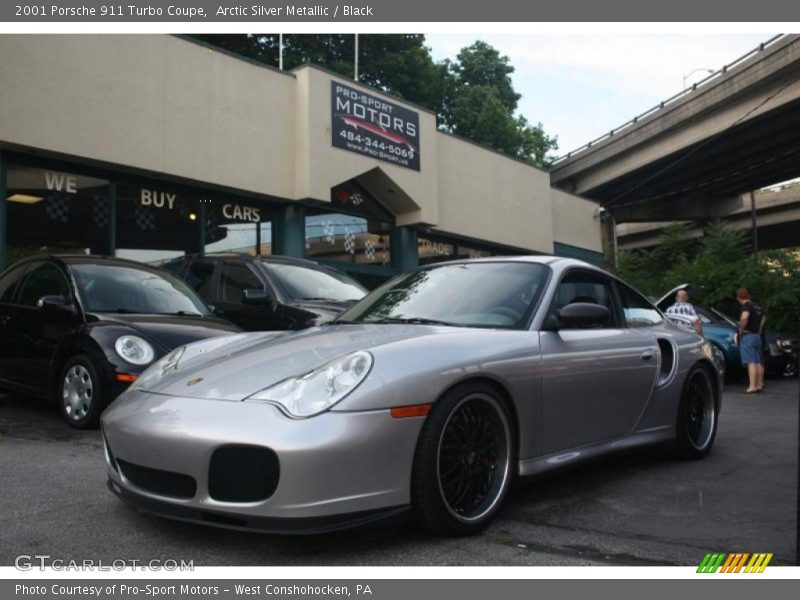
[188,212,198,221]
[7,194,44,205]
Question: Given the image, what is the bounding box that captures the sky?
[426,33,773,156]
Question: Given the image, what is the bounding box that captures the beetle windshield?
[263,263,367,302]
[72,264,211,316]
[336,262,549,329]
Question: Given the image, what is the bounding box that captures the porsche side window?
[550,271,615,328]
[17,263,70,307]
[220,264,263,303]
[0,263,28,304]
[617,282,663,327]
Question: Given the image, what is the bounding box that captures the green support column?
[107,181,117,256]
[390,226,419,272]
[0,154,7,271]
[273,204,306,258]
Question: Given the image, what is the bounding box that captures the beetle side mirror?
[242,289,274,306]
[36,295,75,312]
[555,302,610,329]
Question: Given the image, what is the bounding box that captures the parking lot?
[0,380,796,567]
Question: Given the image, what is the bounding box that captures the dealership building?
[0,35,602,286]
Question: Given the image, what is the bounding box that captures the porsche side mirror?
[556,302,610,328]
[242,289,274,306]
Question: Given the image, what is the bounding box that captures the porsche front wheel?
[411,382,514,536]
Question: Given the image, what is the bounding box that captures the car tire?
[58,355,106,429]
[411,382,514,536]
[674,364,718,460]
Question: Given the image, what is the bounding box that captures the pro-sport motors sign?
[331,81,420,171]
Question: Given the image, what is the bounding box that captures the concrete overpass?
[550,34,800,226]
[616,184,800,251]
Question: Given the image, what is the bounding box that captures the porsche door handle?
[640,349,655,362]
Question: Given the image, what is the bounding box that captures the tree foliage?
[616,221,800,333]
[192,35,558,167]
[439,41,558,166]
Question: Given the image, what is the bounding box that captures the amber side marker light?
[116,373,139,383]
[391,404,431,418]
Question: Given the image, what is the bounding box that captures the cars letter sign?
[331,81,421,171]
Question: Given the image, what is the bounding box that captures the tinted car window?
[17,263,70,307]
[549,271,615,328]
[0,263,29,304]
[264,263,366,302]
[339,262,548,329]
[72,264,210,315]
[617,282,663,327]
[220,264,262,303]
[184,260,216,299]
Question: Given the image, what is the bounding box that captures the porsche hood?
[131,324,460,401]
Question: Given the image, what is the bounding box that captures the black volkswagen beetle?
[0,255,240,428]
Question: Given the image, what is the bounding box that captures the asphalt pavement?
[0,379,796,567]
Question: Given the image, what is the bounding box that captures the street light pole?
[682,67,715,89]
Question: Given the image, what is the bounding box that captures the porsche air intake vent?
[117,459,197,499]
[208,445,280,502]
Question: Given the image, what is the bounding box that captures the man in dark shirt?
[736,287,766,393]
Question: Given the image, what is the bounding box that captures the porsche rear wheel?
[675,364,718,459]
[411,382,514,536]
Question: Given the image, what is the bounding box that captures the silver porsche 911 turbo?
[102,257,722,536]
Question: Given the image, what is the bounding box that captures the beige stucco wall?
[0,34,601,256]
[550,188,603,252]
[434,134,554,253]
[0,35,297,198]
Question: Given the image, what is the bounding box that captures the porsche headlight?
[246,351,372,418]
[130,346,185,390]
[114,335,155,366]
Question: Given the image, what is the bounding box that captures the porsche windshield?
[72,264,211,316]
[337,262,549,329]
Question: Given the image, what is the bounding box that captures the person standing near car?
[736,287,766,393]
[665,289,704,336]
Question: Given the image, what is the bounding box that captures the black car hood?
[89,313,241,351]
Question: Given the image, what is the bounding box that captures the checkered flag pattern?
[324,220,336,245]
[344,229,356,255]
[364,239,376,260]
[44,193,70,223]
[205,211,219,238]
[93,196,111,229]
[135,204,156,231]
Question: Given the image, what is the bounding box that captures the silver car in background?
[102,257,722,536]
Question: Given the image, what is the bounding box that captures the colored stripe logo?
[697,552,773,573]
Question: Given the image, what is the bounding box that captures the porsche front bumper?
[101,389,425,533]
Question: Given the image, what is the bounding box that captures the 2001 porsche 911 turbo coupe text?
[102,257,722,536]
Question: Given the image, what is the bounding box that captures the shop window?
[305,213,391,266]
[203,198,273,256]
[418,236,454,265]
[456,243,494,260]
[5,164,111,264]
[115,182,200,265]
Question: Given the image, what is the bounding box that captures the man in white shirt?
[665,290,704,336]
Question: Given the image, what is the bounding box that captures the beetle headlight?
[130,346,185,390]
[246,351,372,418]
[114,335,155,366]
